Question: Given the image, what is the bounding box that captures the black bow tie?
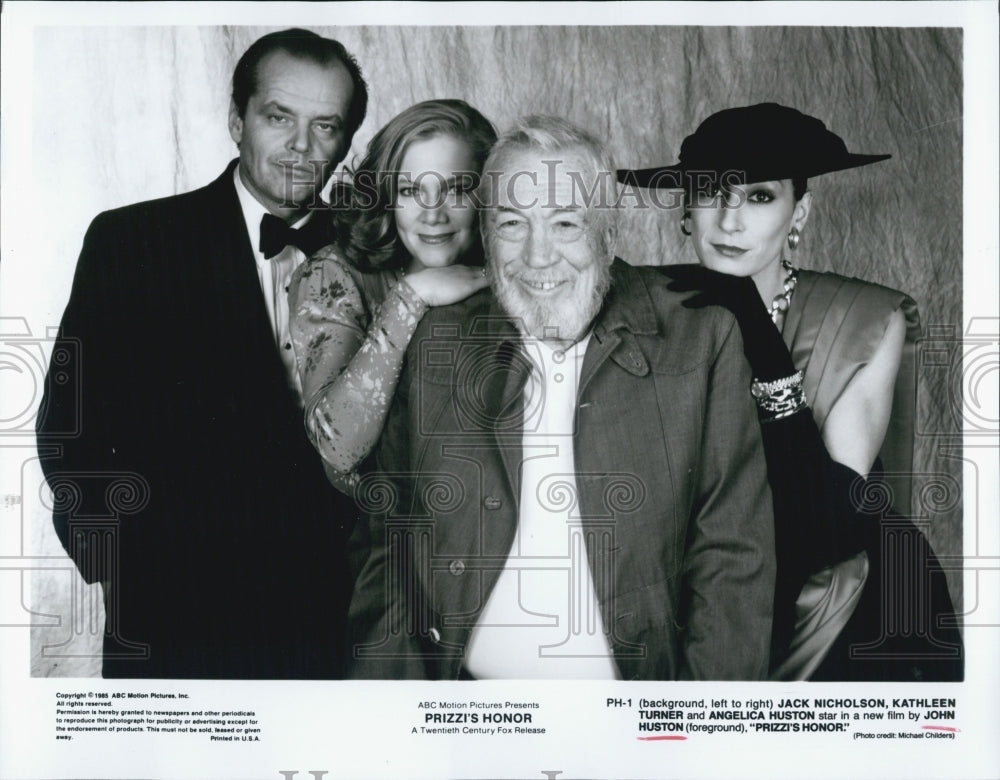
[259,212,327,259]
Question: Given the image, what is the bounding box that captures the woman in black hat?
[619,103,962,681]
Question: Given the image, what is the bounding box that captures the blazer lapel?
[579,325,623,399]
[579,260,657,399]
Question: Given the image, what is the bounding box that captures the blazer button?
[483,496,502,510]
[449,559,465,576]
[428,627,441,644]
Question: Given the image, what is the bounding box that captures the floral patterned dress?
[288,244,428,494]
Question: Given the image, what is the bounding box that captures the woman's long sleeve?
[761,411,874,623]
[289,248,429,494]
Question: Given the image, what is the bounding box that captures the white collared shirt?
[232,165,311,402]
[464,333,620,679]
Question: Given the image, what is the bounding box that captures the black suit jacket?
[37,162,354,678]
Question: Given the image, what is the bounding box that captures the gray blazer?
[347,259,775,680]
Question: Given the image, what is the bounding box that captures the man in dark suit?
[36,29,368,678]
[347,116,775,680]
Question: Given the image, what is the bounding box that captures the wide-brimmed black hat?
[617,103,891,189]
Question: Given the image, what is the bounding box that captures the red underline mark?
[922,725,960,733]
[637,735,688,741]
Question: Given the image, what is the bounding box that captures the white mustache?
[511,274,572,285]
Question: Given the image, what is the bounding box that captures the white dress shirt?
[232,166,311,402]
[464,334,620,679]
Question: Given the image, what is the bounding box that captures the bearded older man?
[347,116,775,680]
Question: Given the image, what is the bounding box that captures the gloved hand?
[662,264,796,381]
[663,264,875,672]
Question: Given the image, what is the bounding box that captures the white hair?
[479,115,621,244]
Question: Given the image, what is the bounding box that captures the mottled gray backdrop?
[28,26,963,676]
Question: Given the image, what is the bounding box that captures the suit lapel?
[197,162,301,415]
[216,162,279,353]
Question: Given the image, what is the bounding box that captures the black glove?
[761,411,876,669]
[662,266,879,669]
[662,264,796,381]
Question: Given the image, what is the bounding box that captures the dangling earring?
[787,227,800,250]
[680,212,692,236]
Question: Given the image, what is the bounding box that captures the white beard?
[492,262,610,346]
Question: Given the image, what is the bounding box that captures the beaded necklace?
[769,258,798,325]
